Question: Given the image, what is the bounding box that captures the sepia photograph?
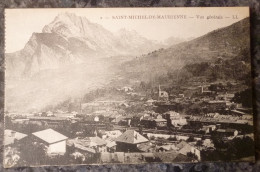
[4,7,255,167]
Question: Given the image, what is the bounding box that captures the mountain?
[5,14,250,112]
[115,28,162,54]
[121,17,250,83]
[49,18,251,113]
[5,13,163,78]
[164,36,194,47]
[6,32,82,78]
[5,12,167,112]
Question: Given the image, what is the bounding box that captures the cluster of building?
[4,83,254,166]
[5,125,206,166]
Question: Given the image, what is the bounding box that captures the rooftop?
[32,128,68,144]
[67,139,96,153]
[105,130,122,138]
[116,130,148,144]
[88,136,107,146]
[216,128,237,133]
[154,118,167,122]
[4,130,28,146]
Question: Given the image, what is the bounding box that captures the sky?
[5,7,249,53]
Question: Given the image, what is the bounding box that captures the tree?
[187,136,195,142]
[98,115,105,122]
[168,136,177,141]
[230,136,255,159]
[187,152,198,160]
[18,141,48,166]
[232,88,252,108]
[196,140,203,147]
[227,82,233,90]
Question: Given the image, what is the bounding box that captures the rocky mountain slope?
[5,13,163,78]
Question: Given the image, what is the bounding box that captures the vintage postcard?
[4,7,254,167]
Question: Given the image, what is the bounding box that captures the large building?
[32,128,68,156]
[164,111,187,127]
[115,130,149,152]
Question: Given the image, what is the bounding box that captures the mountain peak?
[118,28,139,36]
[42,12,91,37]
[55,12,90,25]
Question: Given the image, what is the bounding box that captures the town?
[4,79,254,167]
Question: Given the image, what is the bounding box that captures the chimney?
[11,131,16,137]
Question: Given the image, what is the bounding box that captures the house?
[154,118,167,128]
[4,130,28,146]
[137,142,155,152]
[207,100,227,110]
[105,139,117,153]
[164,111,180,118]
[215,129,238,137]
[68,136,107,153]
[115,130,149,152]
[159,91,169,99]
[121,86,133,92]
[198,85,212,95]
[146,99,156,106]
[67,138,96,154]
[32,128,68,156]
[67,138,98,162]
[171,117,187,127]
[156,145,178,152]
[158,85,169,101]
[46,111,54,117]
[156,114,163,119]
[179,143,201,161]
[107,110,122,119]
[119,103,130,108]
[217,93,234,101]
[87,136,107,153]
[102,130,122,139]
[111,116,131,126]
[94,116,99,122]
[140,116,156,129]
[147,133,170,140]
[201,125,216,134]
[164,111,187,127]
[202,139,215,148]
